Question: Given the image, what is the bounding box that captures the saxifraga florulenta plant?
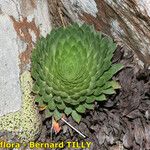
[31,23,123,123]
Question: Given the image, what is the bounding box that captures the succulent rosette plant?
[31,24,123,123]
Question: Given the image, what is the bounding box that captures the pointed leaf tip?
[71,111,81,123]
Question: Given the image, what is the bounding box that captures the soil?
[36,46,150,150]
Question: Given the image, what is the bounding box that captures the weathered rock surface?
[61,0,150,67]
[0,0,51,116]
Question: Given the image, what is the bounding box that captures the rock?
[61,0,150,68]
[0,0,51,116]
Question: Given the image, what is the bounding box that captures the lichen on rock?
[0,71,42,143]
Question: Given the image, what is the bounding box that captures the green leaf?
[45,109,53,118]
[45,87,52,94]
[43,93,52,103]
[32,84,39,93]
[35,96,42,103]
[97,64,123,87]
[84,103,94,110]
[94,87,102,96]
[48,100,56,110]
[37,77,46,87]
[38,100,44,106]
[102,88,116,95]
[110,80,121,89]
[54,109,62,121]
[63,98,71,104]
[86,97,95,103]
[71,111,81,123]
[111,63,124,73]
[78,96,86,102]
[71,99,80,105]
[64,107,72,116]
[76,105,86,113]
[54,96,62,103]
[31,69,38,79]
[56,102,66,110]
[95,94,106,101]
